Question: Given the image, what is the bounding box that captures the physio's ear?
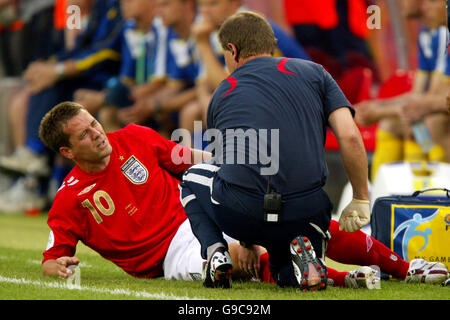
[227,43,234,55]
[227,43,239,62]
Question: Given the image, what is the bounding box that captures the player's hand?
[55,256,80,279]
[338,198,370,232]
[237,244,263,279]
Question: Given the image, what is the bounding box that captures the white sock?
[207,242,225,261]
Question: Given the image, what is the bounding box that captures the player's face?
[156,0,183,26]
[62,109,112,164]
[422,0,446,28]
[197,0,239,28]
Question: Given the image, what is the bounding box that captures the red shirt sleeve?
[127,124,193,174]
[42,192,81,263]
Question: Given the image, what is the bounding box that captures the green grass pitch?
[0,213,449,301]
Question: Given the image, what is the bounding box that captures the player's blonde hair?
[218,11,277,59]
[39,101,85,153]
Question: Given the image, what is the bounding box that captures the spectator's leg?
[371,119,404,181]
[425,113,449,162]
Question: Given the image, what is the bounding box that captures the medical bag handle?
[412,188,450,198]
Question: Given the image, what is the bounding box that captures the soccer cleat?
[441,278,450,287]
[0,146,50,177]
[405,259,449,284]
[345,266,381,289]
[203,247,233,289]
[290,236,327,291]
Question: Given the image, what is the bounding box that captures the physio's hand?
[55,256,80,279]
[338,198,370,232]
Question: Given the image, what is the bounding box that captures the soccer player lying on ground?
[39,101,218,280]
[39,102,448,287]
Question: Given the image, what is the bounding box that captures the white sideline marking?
[0,275,204,300]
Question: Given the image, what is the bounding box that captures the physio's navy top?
[207,56,353,195]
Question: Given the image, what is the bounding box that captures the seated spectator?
[185,0,310,144]
[401,57,450,161]
[354,0,449,181]
[75,0,169,133]
[0,0,124,213]
[114,0,199,140]
[0,0,65,76]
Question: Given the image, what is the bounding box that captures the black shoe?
[203,247,233,288]
[290,236,327,292]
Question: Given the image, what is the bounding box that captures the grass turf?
[0,213,449,301]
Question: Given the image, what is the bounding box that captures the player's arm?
[42,256,80,278]
[191,148,212,164]
[141,125,211,173]
[42,205,81,278]
[161,147,211,181]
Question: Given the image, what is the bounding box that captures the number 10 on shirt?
[81,190,115,224]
